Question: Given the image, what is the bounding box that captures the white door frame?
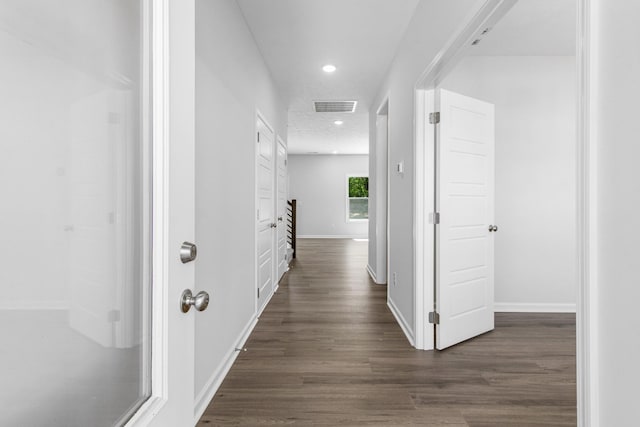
[254,109,276,316]
[412,0,597,425]
[374,95,390,287]
[125,0,197,425]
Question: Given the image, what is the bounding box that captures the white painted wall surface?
[195,0,286,408]
[370,0,484,340]
[593,1,640,424]
[442,56,577,310]
[288,155,369,238]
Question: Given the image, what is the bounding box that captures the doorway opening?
[367,97,389,285]
[413,0,589,421]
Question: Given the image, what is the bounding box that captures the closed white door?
[436,89,495,350]
[276,138,288,281]
[256,116,275,312]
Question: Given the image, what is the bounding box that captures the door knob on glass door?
[180,289,210,313]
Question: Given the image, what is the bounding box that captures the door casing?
[413,0,597,425]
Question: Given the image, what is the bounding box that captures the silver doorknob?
[180,289,210,313]
[488,225,499,232]
[180,242,197,263]
[270,223,277,228]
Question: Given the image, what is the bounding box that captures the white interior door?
[435,89,495,350]
[276,137,288,281]
[256,116,275,312]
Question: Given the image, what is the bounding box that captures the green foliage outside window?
[348,177,369,198]
[348,176,368,220]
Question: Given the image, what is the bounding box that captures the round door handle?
[488,225,499,232]
[180,289,210,313]
[270,223,277,228]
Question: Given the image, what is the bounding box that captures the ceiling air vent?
[313,100,357,113]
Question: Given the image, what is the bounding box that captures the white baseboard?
[387,297,415,346]
[494,302,576,313]
[297,235,368,239]
[194,316,259,419]
[366,264,386,285]
[366,264,378,283]
[0,301,68,310]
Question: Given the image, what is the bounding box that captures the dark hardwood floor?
[197,238,576,426]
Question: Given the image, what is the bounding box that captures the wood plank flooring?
[197,238,576,426]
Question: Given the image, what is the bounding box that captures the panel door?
[436,89,495,350]
[276,138,288,281]
[256,116,275,312]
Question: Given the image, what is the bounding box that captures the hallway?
[197,239,576,426]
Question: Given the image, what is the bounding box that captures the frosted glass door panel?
[0,1,151,426]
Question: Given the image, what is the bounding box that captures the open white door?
[435,89,495,350]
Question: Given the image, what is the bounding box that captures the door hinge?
[429,212,440,225]
[429,112,440,124]
[428,311,440,325]
[257,288,260,299]
[257,132,260,143]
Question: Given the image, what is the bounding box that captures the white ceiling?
[237,0,420,154]
[237,0,576,155]
[469,0,576,56]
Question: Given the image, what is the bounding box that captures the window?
[347,176,369,221]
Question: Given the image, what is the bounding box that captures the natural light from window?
[347,175,368,221]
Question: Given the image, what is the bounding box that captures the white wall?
[369,0,483,341]
[289,155,369,238]
[593,1,640,424]
[441,56,577,310]
[195,0,287,408]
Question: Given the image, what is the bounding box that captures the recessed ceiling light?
[322,64,337,73]
[334,120,344,125]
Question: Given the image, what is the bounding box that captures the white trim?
[297,235,368,239]
[387,297,415,347]
[577,0,598,425]
[0,301,69,310]
[494,303,577,313]
[126,0,171,424]
[194,316,259,420]
[375,94,390,297]
[256,283,278,318]
[254,109,276,317]
[411,0,594,424]
[366,264,381,284]
[345,173,369,223]
[412,0,518,353]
